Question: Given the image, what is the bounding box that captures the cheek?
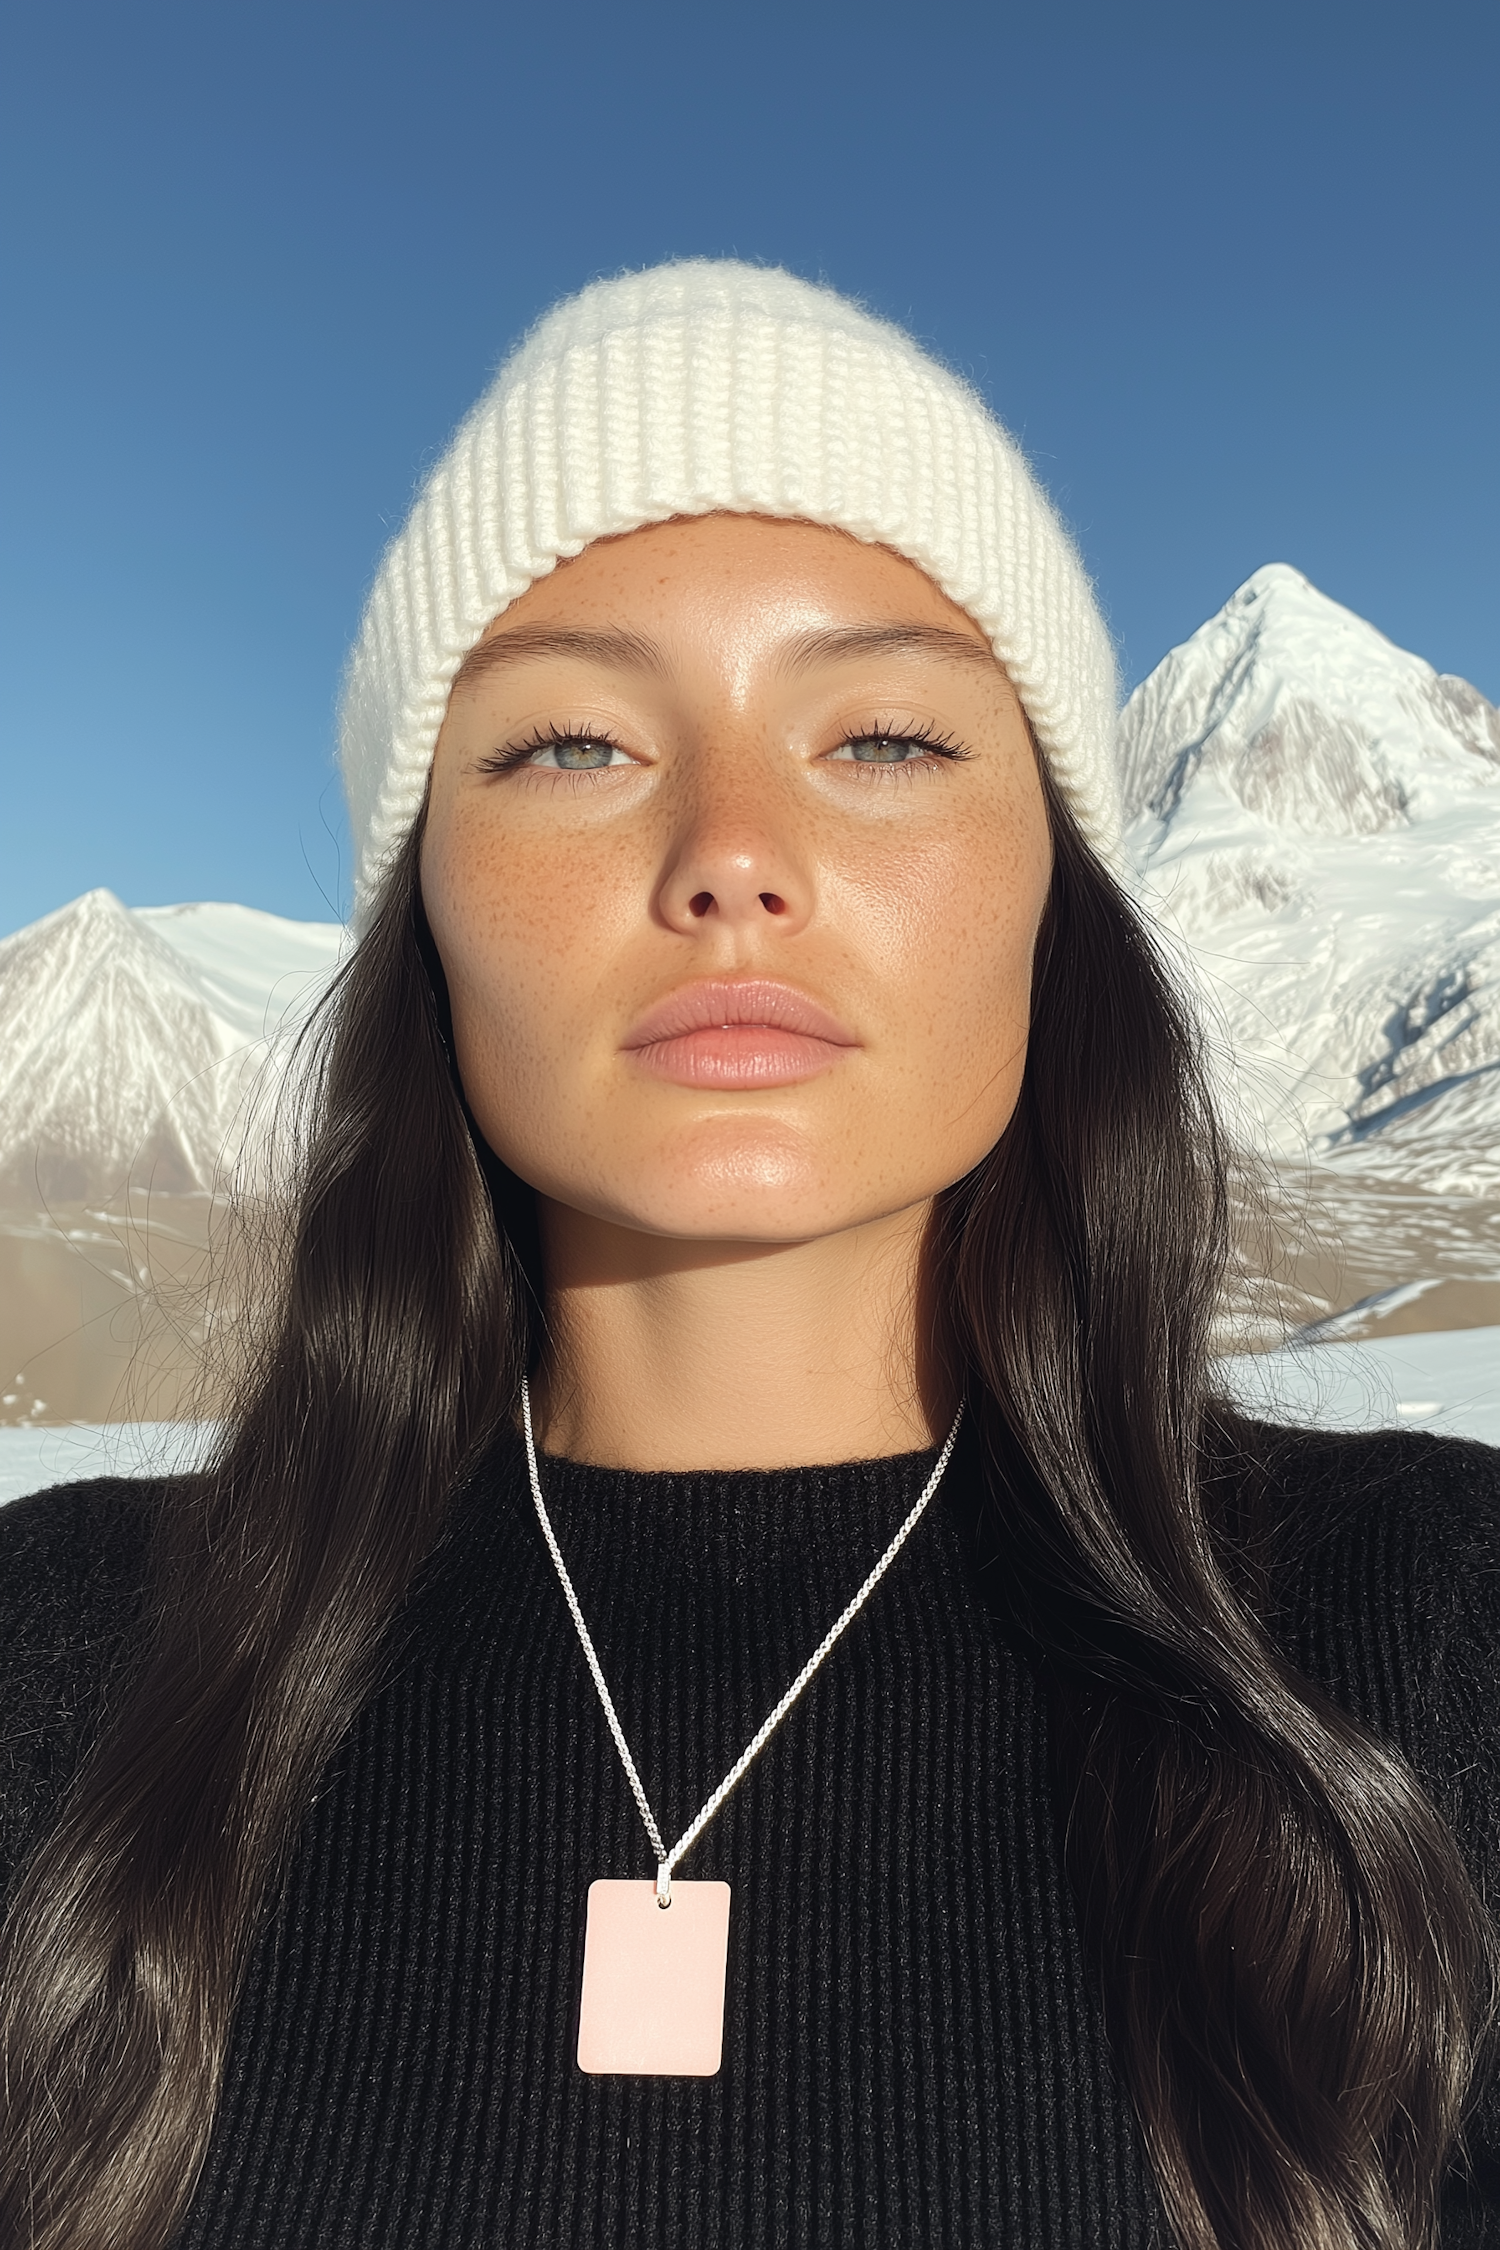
[421,818,632,1113]
[877,844,1039,989]
[849,808,1047,1117]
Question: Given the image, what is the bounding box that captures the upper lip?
[623,978,857,1049]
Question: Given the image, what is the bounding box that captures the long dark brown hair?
[1,777,1493,2249]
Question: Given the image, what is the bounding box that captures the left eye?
[830,735,931,764]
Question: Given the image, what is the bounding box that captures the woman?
[1,262,1496,2250]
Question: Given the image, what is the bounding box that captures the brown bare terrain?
[0,1197,229,1425]
[1235,1167,1500,1344]
[3,1166,1496,1426]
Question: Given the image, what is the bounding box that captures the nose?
[655,768,813,938]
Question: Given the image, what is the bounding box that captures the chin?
[636,1204,847,1247]
[576,1137,881,1244]
[622,1170,852,1246]
[522,1122,929,1246]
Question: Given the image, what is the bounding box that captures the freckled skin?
[422,515,1052,1256]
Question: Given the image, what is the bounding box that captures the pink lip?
[622,978,858,1088]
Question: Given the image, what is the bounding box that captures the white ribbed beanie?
[340,260,1121,915]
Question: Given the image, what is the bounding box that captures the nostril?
[759,892,787,915]
[689,891,714,918]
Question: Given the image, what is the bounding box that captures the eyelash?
[476,718,974,777]
[475,722,631,776]
[834,720,972,769]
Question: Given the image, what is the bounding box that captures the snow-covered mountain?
[1123,565,1500,1198]
[0,893,343,1204]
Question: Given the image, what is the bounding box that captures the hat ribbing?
[340,261,1121,914]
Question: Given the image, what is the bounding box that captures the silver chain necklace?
[520,1376,963,2076]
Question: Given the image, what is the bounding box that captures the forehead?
[470,513,997,660]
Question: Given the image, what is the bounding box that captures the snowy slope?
[135,902,344,1045]
[0,892,344,1204]
[1123,565,1500,1193]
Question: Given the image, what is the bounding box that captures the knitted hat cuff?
[339,263,1122,916]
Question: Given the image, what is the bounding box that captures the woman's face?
[422,514,1051,1248]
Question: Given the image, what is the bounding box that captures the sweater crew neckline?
[524,1434,947,1573]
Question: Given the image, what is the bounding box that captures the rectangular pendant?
[577,1878,731,2076]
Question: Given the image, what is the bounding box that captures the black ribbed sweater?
[2,1423,1499,2247]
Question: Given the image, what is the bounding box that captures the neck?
[531,1198,947,1470]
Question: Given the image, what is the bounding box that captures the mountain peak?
[0,893,342,1204]
[1120,567,1500,837]
[1233,561,1315,600]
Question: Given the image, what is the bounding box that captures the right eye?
[524,734,631,771]
[482,728,636,775]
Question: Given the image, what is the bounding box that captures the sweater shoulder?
[1232,1427,1500,2232]
[1244,1421,1500,1850]
[0,1475,162,1900]
[1253,1422,1500,1624]
[0,1472,159,1633]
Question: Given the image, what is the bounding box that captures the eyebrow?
[450,616,1002,692]
[772,623,1002,677]
[450,625,668,689]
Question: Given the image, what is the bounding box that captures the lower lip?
[626,1027,852,1088]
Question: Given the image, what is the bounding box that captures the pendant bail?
[655,1861,673,1909]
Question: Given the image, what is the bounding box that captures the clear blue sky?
[2,0,1496,935]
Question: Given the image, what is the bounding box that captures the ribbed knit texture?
[2,1425,1498,2247]
[338,261,1122,917]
